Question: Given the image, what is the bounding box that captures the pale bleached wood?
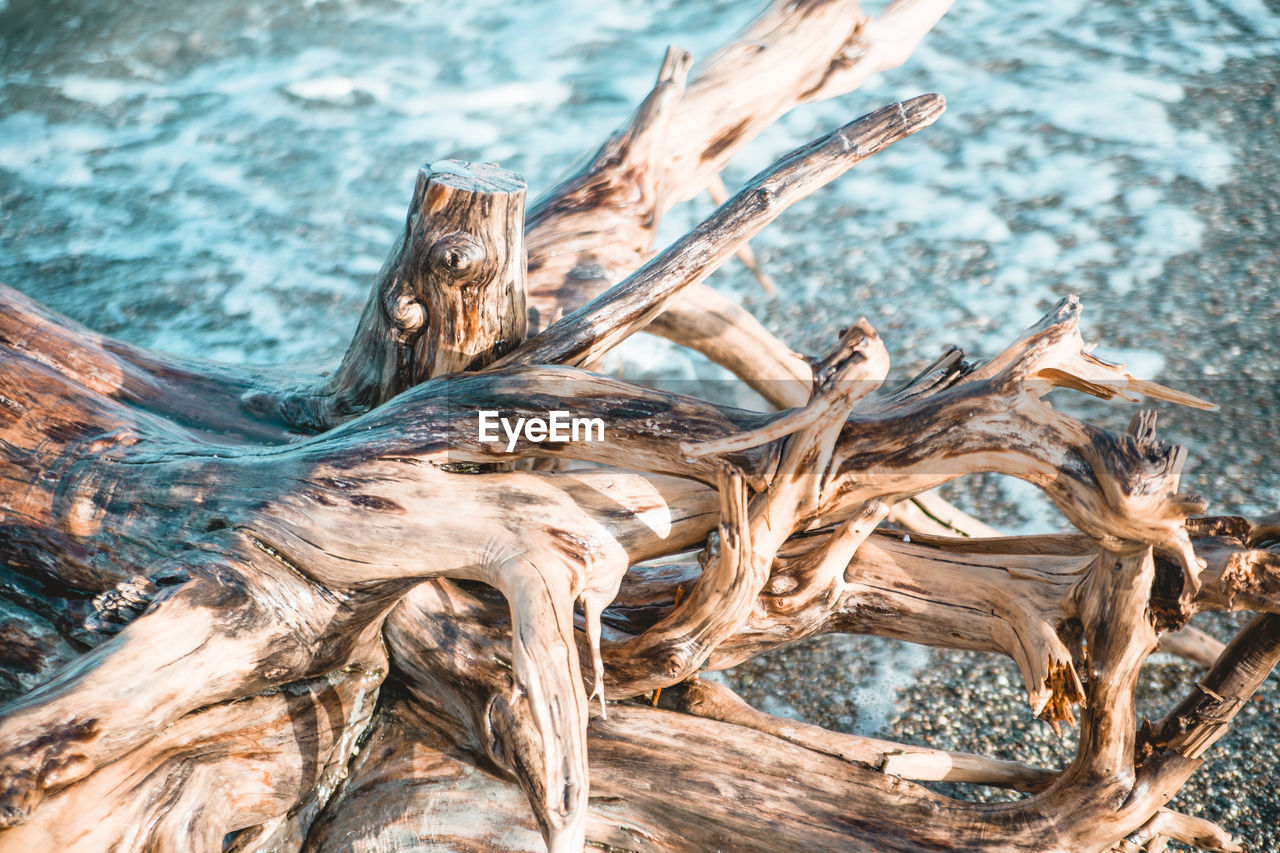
[890,490,1004,538]
[503,94,945,371]
[2,0,1279,847]
[1155,625,1226,667]
[1122,808,1242,853]
[647,285,812,408]
[676,677,1057,791]
[0,666,382,853]
[597,321,889,695]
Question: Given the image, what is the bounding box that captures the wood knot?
[392,297,426,335]
[662,650,687,677]
[430,232,486,282]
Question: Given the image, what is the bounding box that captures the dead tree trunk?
[0,1,1276,852]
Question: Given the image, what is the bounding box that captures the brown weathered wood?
[500,94,945,371]
[1,0,1278,850]
[0,666,383,853]
[674,677,1058,791]
[246,160,528,432]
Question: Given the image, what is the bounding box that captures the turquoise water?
[0,0,1271,356]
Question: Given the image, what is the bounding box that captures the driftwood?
[0,1,1276,851]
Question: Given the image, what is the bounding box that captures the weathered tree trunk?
[0,1,1276,852]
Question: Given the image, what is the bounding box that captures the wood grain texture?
[0,0,1276,851]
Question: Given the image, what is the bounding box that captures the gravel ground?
[722,613,1279,850]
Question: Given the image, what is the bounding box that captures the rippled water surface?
[3,0,1274,361]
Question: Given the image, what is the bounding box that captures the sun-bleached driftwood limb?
[1118,808,1243,853]
[885,489,1005,538]
[1156,626,1227,667]
[3,0,1280,850]
[674,676,1058,791]
[883,494,1221,670]
[602,520,1280,723]
[501,94,945,371]
[598,321,890,696]
[1140,613,1280,762]
[648,285,812,408]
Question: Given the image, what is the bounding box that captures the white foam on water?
[847,637,934,737]
[0,113,108,187]
[697,0,1266,367]
[59,75,135,107]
